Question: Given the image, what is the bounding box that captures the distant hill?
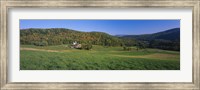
[120,28,180,42]
[118,28,180,51]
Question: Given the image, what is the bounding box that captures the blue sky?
[20,20,180,35]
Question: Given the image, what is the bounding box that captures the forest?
[20,28,180,51]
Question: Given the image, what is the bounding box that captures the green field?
[20,45,180,70]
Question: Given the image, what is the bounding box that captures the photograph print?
[20,20,180,70]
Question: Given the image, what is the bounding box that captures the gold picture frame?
[0,0,199,89]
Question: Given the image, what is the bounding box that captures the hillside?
[119,28,180,51]
[120,28,180,41]
[20,28,123,46]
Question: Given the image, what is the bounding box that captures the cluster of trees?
[123,39,179,51]
[33,40,48,46]
[149,39,180,51]
[123,41,148,51]
[81,44,93,50]
[123,47,132,51]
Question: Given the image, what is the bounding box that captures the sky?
[20,20,180,35]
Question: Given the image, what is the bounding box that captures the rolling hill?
[20,28,123,46]
[119,28,180,42]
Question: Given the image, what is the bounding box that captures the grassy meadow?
[20,45,180,70]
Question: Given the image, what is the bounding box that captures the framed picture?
[1,0,199,90]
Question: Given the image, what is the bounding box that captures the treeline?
[20,28,124,47]
[120,38,180,51]
[149,39,180,51]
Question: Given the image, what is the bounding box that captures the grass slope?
[20,45,180,70]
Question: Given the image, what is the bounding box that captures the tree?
[136,41,147,51]
[39,41,48,46]
[82,44,92,50]
[33,40,48,46]
[123,46,131,51]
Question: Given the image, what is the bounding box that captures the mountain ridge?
[119,28,180,41]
